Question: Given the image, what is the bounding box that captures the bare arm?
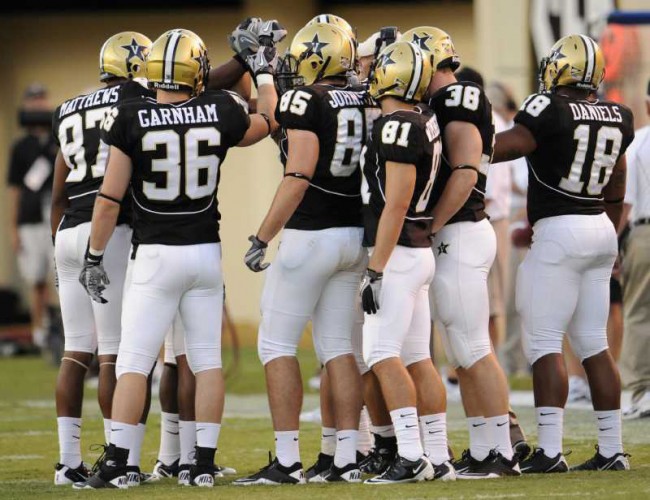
[50,151,69,239]
[208,58,247,93]
[88,147,132,253]
[430,121,481,234]
[238,80,278,147]
[255,129,318,243]
[493,124,537,163]
[368,161,416,272]
[603,155,627,229]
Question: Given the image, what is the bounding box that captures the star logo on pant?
[437,242,449,256]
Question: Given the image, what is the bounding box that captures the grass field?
[1,354,649,499]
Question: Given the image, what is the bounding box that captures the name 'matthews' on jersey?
[52,81,152,230]
[515,93,635,224]
[362,109,443,248]
[276,84,380,230]
[101,90,250,245]
[428,81,494,224]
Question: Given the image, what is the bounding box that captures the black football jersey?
[101,90,251,245]
[276,83,380,230]
[514,93,635,224]
[427,81,494,224]
[362,109,443,248]
[52,80,152,230]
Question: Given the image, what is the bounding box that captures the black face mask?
[276,54,304,94]
[18,110,53,128]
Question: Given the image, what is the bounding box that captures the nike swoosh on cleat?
[496,421,508,427]
[472,423,486,427]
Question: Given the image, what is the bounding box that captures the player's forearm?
[255,80,279,133]
[88,198,120,252]
[430,169,478,233]
[207,57,247,91]
[604,201,624,230]
[256,178,308,243]
[369,205,407,272]
[8,187,20,230]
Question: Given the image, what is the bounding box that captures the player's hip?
[432,218,496,270]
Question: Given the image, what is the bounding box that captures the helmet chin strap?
[315,56,332,83]
[551,63,570,93]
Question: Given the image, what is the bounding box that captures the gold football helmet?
[369,41,432,103]
[307,14,356,43]
[99,31,152,82]
[288,23,356,85]
[401,26,460,71]
[146,29,210,95]
[539,34,605,92]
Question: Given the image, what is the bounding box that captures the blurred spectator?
[620,80,650,420]
[6,83,56,349]
[485,82,529,374]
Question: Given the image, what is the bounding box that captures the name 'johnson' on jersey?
[514,93,635,225]
[100,90,250,246]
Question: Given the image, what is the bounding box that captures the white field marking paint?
[0,430,54,437]
[1,455,43,460]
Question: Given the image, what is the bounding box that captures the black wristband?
[367,268,383,280]
[250,235,268,248]
[284,172,311,181]
[84,243,103,264]
[455,164,480,174]
[98,192,122,204]
[233,54,247,70]
[259,112,271,135]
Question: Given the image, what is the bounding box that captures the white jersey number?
[445,85,480,111]
[141,127,221,201]
[58,107,111,182]
[559,125,623,196]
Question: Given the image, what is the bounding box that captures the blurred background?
[0,0,649,356]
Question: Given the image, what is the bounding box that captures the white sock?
[103,419,112,445]
[158,412,180,465]
[371,424,395,438]
[179,420,196,465]
[419,413,450,465]
[536,407,563,458]
[468,416,490,460]
[196,422,221,449]
[334,430,358,468]
[389,407,423,462]
[110,421,137,454]
[57,417,82,467]
[321,427,336,456]
[595,410,623,458]
[127,423,146,467]
[275,430,300,467]
[357,407,373,455]
[486,415,513,460]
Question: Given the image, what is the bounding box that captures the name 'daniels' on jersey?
[137,104,219,128]
[569,102,623,123]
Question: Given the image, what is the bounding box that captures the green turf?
[0,357,649,499]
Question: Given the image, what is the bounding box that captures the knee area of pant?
[186,348,222,373]
[575,344,609,364]
[363,349,400,370]
[257,338,298,366]
[115,351,155,379]
[64,333,96,355]
[97,340,120,357]
[402,352,431,368]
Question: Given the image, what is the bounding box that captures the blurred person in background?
[7,83,56,349]
[620,79,650,421]
[486,81,530,376]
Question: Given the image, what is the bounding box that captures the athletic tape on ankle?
[61,357,90,370]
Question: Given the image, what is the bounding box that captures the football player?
[50,31,152,486]
[359,39,445,485]
[75,28,278,489]
[493,34,634,472]
[235,22,375,485]
[403,26,521,478]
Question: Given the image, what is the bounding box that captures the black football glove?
[258,20,288,47]
[79,244,110,304]
[246,46,279,76]
[360,268,383,314]
[244,235,270,272]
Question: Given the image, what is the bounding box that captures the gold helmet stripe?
[578,34,595,84]
[405,43,423,101]
[163,30,183,83]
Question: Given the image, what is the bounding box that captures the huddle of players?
[50,11,634,491]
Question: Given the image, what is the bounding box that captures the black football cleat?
[190,464,216,487]
[177,464,191,486]
[571,446,630,471]
[432,460,457,481]
[54,462,91,485]
[309,462,361,483]
[520,448,568,473]
[151,459,179,479]
[233,453,305,486]
[72,447,128,489]
[359,435,397,475]
[452,449,471,474]
[364,454,434,484]
[305,452,333,482]
[456,450,521,479]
